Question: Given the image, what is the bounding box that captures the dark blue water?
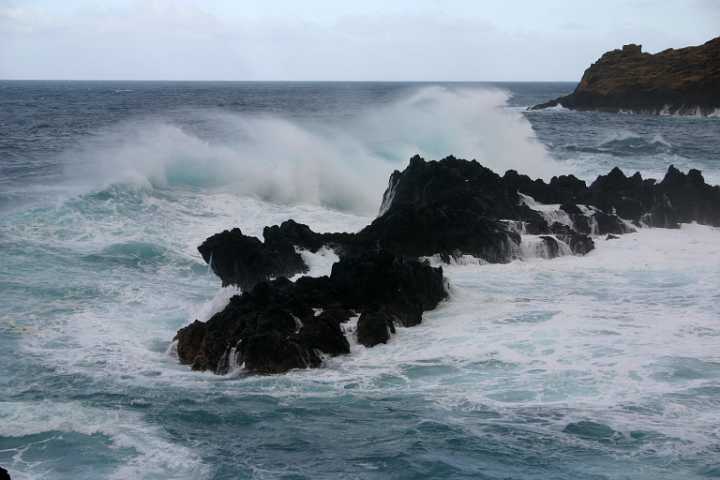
[1,81,720,479]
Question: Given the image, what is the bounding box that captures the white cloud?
[0,0,715,80]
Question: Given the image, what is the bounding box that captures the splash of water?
[62,86,559,215]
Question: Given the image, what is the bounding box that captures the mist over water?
[1,81,720,479]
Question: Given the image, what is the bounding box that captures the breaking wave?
[62,86,560,214]
[565,130,675,157]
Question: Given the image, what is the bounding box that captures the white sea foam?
[0,401,208,479]
[279,224,720,460]
[294,246,340,279]
[517,234,572,259]
[422,254,488,267]
[518,192,573,227]
[12,183,720,474]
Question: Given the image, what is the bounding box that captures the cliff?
[531,37,720,115]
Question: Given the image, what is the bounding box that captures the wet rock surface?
[176,251,446,374]
[178,156,720,374]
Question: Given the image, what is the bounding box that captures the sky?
[0,0,718,81]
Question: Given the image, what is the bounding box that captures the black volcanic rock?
[550,222,595,255]
[503,170,588,205]
[588,168,649,222]
[179,156,720,375]
[361,155,601,259]
[196,157,720,292]
[198,228,307,290]
[263,219,357,255]
[653,166,720,227]
[584,165,720,228]
[357,311,394,347]
[176,251,446,374]
[362,156,519,258]
[531,37,720,115]
[329,250,447,327]
[360,155,532,261]
[0,467,9,480]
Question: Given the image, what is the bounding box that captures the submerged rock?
[531,37,720,115]
[563,421,620,441]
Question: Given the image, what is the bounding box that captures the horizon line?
[0,78,578,83]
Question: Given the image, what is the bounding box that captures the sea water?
[1,81,719,479]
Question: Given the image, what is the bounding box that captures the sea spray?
[61,87,560,215]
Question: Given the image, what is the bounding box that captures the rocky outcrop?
[175,251,446,374]
[198,228,307,290]
[360,155,529,261]
[586,165,720,228]
[0,467,10,480]
[196,156,606,293]
[532,37,720,115]
[177,155,720,375]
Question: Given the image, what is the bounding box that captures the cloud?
[0,0,716,80]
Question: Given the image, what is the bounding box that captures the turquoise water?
[1,82,720,479]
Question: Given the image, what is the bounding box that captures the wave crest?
[63,86,559,214]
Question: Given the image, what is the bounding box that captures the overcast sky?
[1,0,718,81]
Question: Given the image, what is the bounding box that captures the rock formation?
[176,251,446,374]
[176,156,720,375]
[531,37,720,115]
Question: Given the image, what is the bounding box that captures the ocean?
[1,81,719,479]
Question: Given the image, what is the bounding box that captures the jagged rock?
[197,158,719,292]
[0,466,10,480]
[175,320,209,371]
[263,219,356,255]
[211,159,715,259]
[357,310,395,347]
[539,236,561,258]
[360,155,523,261]
[588,168,650,222]
[263,219,327,253]
[592,210,633,235]
[241,329,322,374]
[181,156,720,375]
[653,166,720,226]
[299,309,351,356]
[176,251,446,374]
[504,170,588,205]
[198,228,306,290]
[585,165,720,228]
[329,250,446,326]
[531,37,720,115]
[550,222,594,255]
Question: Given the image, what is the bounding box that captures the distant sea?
[1,81,719,479]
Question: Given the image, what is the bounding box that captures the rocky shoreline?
[175,156,720,375]
[532,37,720,115]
